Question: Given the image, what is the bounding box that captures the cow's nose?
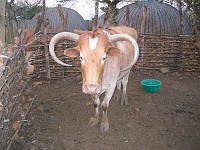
[83,84,101,95]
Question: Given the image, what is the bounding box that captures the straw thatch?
[98,0,192,35]
[26,7,88,32]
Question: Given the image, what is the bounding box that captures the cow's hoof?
[100,122,109,132]
[88,117,99,127]
[121,93,128,105]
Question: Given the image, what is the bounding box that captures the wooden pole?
[6,2,16,45]
[0,0,7,52]
[44,20,50,80]
[93,1,99,29]
[34,0,46,34]
[125,5,130,27]
[140,6,147,34]
[140,6,147,70]
[178,0,183,34]
[57,4,67,31]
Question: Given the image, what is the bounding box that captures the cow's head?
[49,29,139,95]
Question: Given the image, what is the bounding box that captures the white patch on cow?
[89,37,98,50]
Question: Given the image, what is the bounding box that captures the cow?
[49,26,139,132]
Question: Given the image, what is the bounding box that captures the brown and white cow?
[49,26,139,132]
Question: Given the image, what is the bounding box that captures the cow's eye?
[101,57,106,63]
[101,53,106,63]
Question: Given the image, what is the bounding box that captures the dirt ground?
[14,71,200,150]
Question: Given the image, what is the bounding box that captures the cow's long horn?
[108,34,139,72]
[49,32,79,66]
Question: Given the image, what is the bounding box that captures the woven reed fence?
[0,46,33,150]
[31,32,200,80]
[137,34,200,72]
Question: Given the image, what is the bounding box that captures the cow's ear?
[64,47,80,58]
[106,47,120,56]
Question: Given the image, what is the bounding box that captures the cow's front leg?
[88,95,100,127]
[100,86,115,132]
[121,73,130,105]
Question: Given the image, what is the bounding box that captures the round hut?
[23,6,88,44]
[26,7,88,32]
[98,0,192,35]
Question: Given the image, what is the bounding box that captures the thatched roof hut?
[21,6,88,45]
[98,0,192,35]
[25,6,88,32]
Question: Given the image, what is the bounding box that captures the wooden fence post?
[0,0,6,52]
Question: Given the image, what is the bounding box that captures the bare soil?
[14,71,200,150]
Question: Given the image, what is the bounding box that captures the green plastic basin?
[141,79,162,93]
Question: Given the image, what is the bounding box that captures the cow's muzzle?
[83,84,101,95]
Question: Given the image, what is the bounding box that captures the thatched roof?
[98,0,192,35]
[25,7,88,32]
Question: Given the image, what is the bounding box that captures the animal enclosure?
[1,29,199,149]
[0,1,200,148]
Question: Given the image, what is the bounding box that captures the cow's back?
[107,26,137,41]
